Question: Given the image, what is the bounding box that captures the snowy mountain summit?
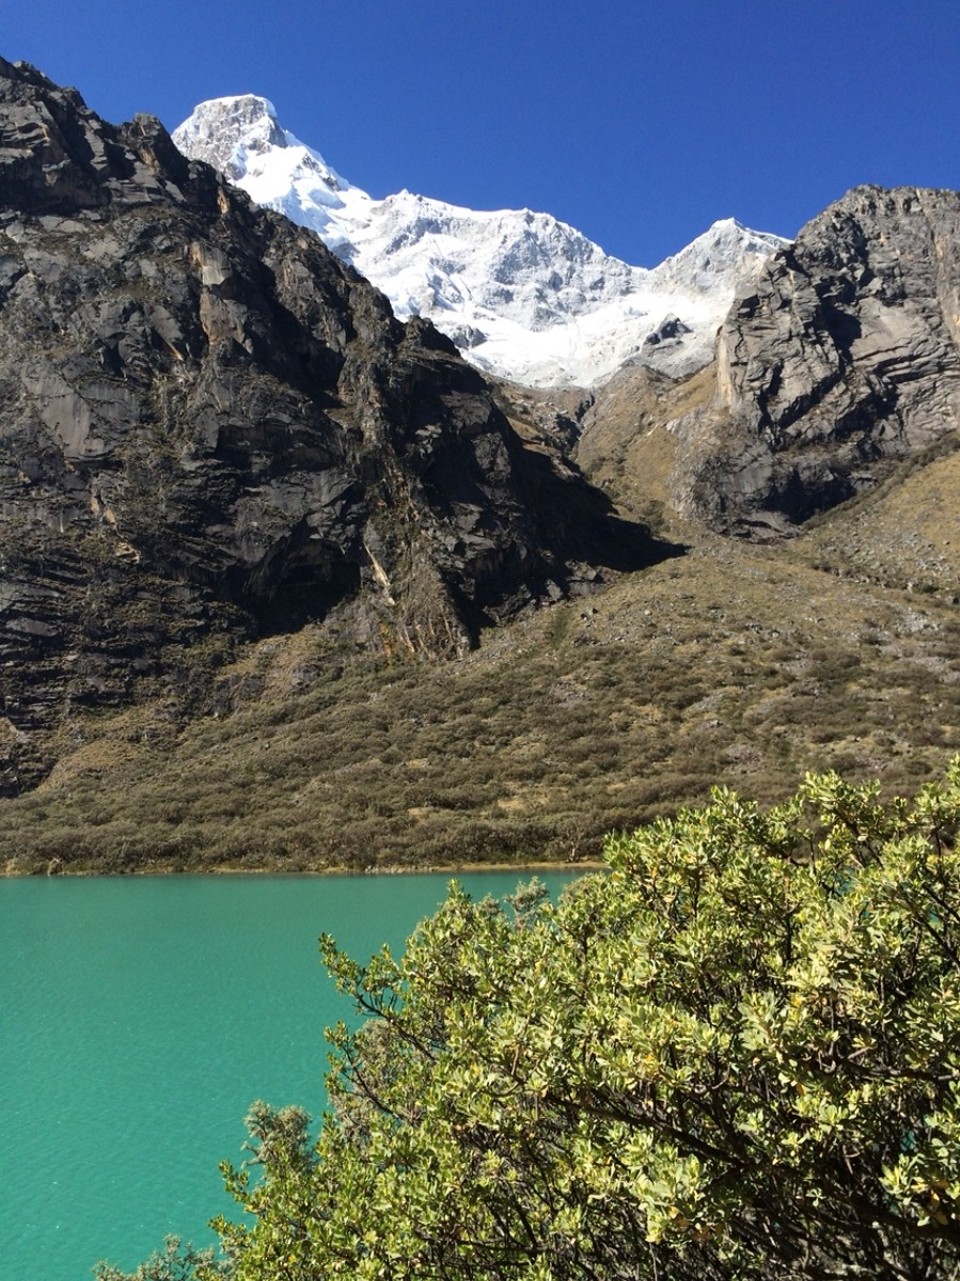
[173,96,789,388]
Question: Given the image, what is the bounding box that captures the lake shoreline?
[2,857,606,879]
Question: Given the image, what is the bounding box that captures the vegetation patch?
[98,762,960,1280]
[5,525,960,872]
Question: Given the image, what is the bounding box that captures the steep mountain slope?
[6,498,960,874]
[665,185,960,535]
[0,57,662,794]
[172,95,788,389]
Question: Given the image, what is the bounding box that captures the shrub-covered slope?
[6,473,960,874]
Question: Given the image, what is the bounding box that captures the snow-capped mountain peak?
[648,217,786,296]
[172,99,790,388]
[173,95,363,250]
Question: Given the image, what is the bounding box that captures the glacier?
[173,95,790,389]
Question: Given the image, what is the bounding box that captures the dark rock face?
[643,313,692,348]
[0,58,663,793]
[676,186,960,534]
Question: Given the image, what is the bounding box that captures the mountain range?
[1,57,960,873]
[172,94,788,389]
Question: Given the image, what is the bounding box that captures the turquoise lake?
[2,870,581,1281]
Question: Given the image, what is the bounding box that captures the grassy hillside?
[4,441,960,875]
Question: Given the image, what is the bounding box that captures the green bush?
[111,761,960,1280]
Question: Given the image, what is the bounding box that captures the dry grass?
[799,438,960,597]
[575,362,715,535]
[6,396,960,875]
[5,485,960,875]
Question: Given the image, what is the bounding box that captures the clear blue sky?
[4,0,958,265]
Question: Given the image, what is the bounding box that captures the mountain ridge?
[172,94,789,389]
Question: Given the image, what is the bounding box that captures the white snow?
[172,96,790,389]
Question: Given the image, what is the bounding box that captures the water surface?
[2,870,580,1280]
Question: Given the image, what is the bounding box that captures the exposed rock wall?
[675,186,960,534]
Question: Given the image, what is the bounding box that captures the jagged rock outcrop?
[673,186,960,534]
[0,58,665,793]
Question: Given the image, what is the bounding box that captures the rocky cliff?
[671,186,960,535]
[0,58,663,793]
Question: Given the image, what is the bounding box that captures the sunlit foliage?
[109,762,960,1280]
